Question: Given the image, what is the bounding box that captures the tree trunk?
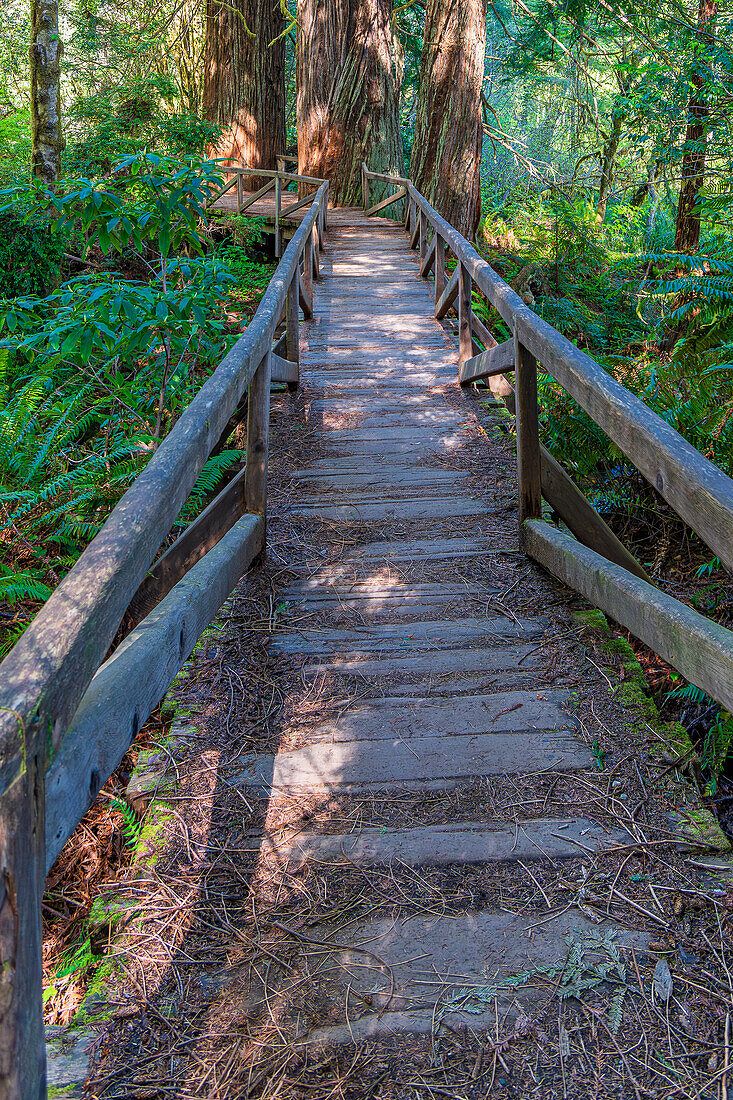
[296,0,404,207]
[30,0,62,184]
[673,0,717,254]
[203,0,285,189]
[410,0,487,239]
[596,113,624,220]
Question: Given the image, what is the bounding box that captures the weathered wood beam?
[271,353,298,385]
[471,313,498,351]
[540,449,651,583]
[515,335,542,528]
[459,337,514,386]
[45,514,265,870]
[409,215,420,250]
[420,233,436,277]
[281,188,321,220]
[435,267,459,320]
[236,177,277,215]
[298,274,313,320]
[366,186,406,217]
[525,519,733,713]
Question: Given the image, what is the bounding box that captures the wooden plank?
[515,335,542,527]
[471,313,498,351]
[420,234,436,278]
[419,209,427,264]
[274,175,282,257]
[0,769,46,1094]
[459,338,514,386]
[281,189,320,220]
[126,464,247,630]
[298,272,313,320]
[513,311,733,573]
[434,235,446,309]
[363,167,409,186]
[435,267,459,320]
[409,214,420,249]
[236,176,276,215]
[366,186,406,217]
[524,519,733,714]
[245,352,272,515]
[458,264,472,367]
[540,448,652,583]
[286,271,300,370]
[271,353,299,385]
[303,234,313,302]
[45,514,265,870]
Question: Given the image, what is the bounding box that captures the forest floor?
[43,210,733,1100]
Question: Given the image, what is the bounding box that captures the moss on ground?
[573,608,730,852]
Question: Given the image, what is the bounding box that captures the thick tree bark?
[673,0,717,253]
[296,0,404,207]
[30,0,62,183]
[411,0,487,239]
[203,0,285,188]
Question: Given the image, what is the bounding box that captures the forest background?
[0,0,733,780]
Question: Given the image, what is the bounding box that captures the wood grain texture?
[515,336,542,527]
[459,338,513,385]
[525,519,733,713]
[45,514,265,869]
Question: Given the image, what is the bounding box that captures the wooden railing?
[362,163,733,718]
[0,175,328,1098]
[208,165,324,257]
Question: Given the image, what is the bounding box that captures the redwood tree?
[673,0,718,253]
[296,0,404,206]
[411,0,487,238]
[203,0,285,186]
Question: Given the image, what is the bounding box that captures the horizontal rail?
[45,513,264,869]
[525,521,733,714]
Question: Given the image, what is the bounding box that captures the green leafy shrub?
[65,77,220,176]
[0,206,68,297]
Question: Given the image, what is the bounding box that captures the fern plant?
[109,797,144,848]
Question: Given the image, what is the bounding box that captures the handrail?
[0,177,329,1096]
[362,162,733,718]
[208,166,327,256]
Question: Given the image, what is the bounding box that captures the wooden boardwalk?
[67,202,733,1098]
[221,210,639,1038]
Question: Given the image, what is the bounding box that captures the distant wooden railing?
[208,165,325,257]
[362,163,733,718]
[0,175,328,1098]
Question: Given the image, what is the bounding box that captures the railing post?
[405,195,412,230]
[0,769,48,1097]
[236,170,243,216]
[434,235,446,315]
[458,263,473,367]
[419,210,427,265]
[303,233,313,301]
[274,175,282,259]
[514,328,543,532]
[286,271,300,393]
[311,222,320,279]
[245,351,272,518]
[363,166,370,211]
